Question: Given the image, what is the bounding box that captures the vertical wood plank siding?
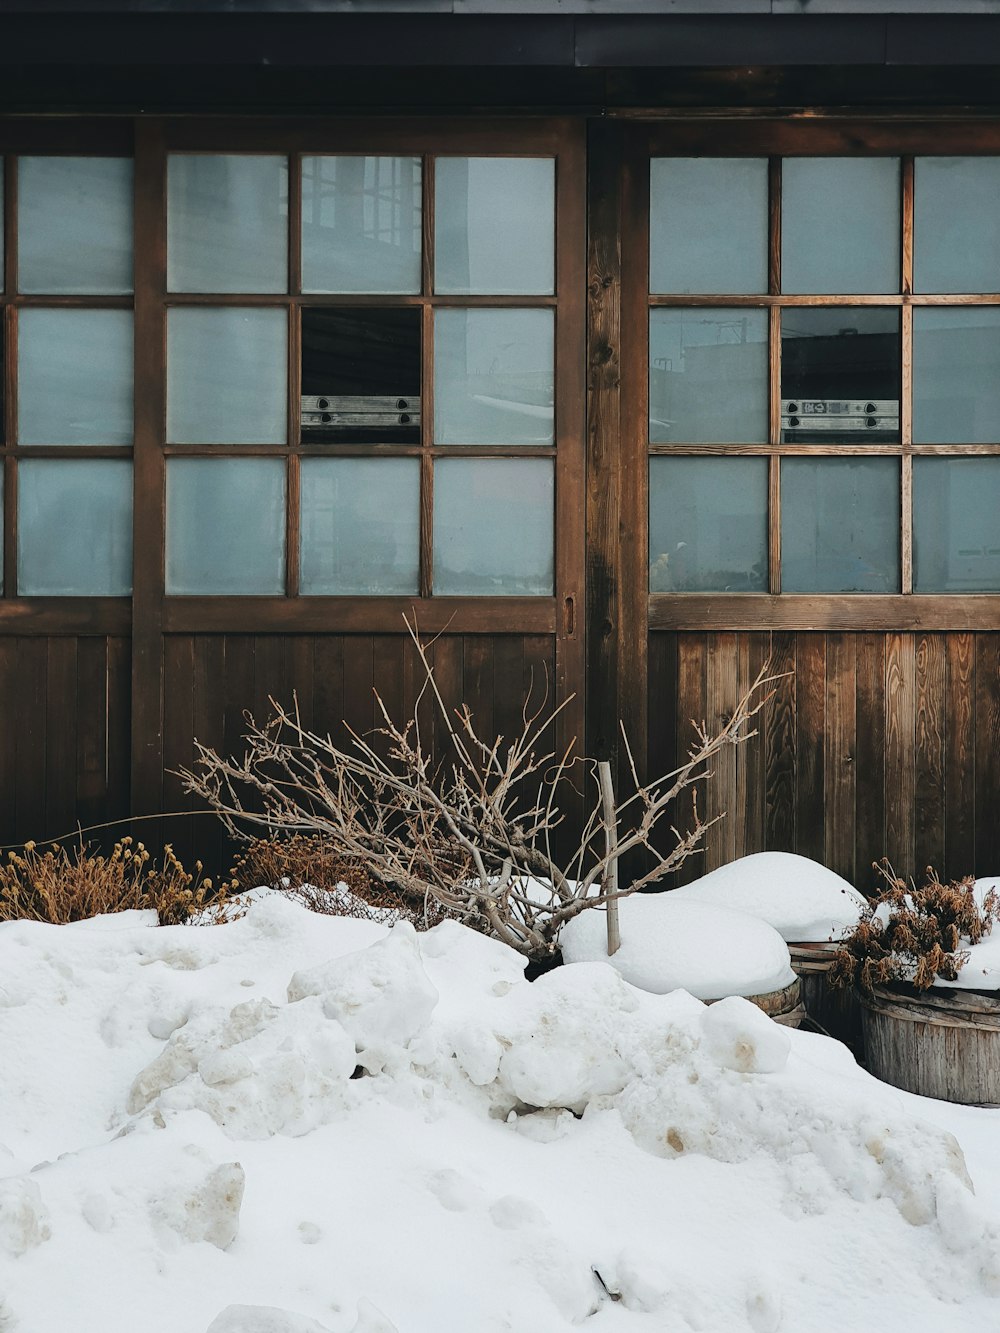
[649,631,1000,890]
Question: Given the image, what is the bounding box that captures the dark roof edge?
[0,1,998,13]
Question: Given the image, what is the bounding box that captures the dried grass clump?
[228,832,449,929]
[0,838,224,926]
[830,863,999,996]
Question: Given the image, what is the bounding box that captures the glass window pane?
[300,458,419,595]
[915,157,1000,294]
[18,157,133,296]
[913,308,1000,445]
[19,309,133,446]
[18,460,132,595]
[301,308,420,445]
[781,308,900,444]
[781,458,899,594]
[435,158,554,296]
[167,308,287,445]
[434,458,553,596]
[914,458,1000,592]
[649,457,767,593]
[782,158,900,295]
[649,309,768,444]
[649,158,768,296]
[168,154,288,294]
[302,155,421,295]
[166,459,285,595]
[434,309,553,446]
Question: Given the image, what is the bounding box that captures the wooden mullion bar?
[901,454,913,596]
[901,155,914,298]
[419,301,433,599]
[130,117,168,820]
[3,305,15,599]
[768,156,781,297]
[288,151,302,297]
[769,455,781,597]
[286,305,301,597]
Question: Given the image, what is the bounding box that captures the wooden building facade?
[1,1,1000,887]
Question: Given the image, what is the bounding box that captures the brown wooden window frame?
[624,119,1000,634]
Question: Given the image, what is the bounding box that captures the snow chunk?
[288,921,438,1061]
[0,1177,51,1256]
[700,996,791,1075]
[560,894,795,999]
[670,851,867,942]
[349,1301,399,1333]
[151,1159,245,1251]
[206,1307,334,1333]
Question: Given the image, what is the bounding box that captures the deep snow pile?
[669,852,867,942]
[560,892,796,998]
[2,898,1000,1333]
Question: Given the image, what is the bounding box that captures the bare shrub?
[181,626,773,961]
[0,838,224,926]
[830,862,1000,995]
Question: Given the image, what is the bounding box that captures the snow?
[2,895,1000,1333]
[560,891,797,998]
[669,851,867,942]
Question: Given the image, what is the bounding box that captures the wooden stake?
[598,759,621,956]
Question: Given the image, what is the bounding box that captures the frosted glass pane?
[19,309,133,446]
[168,155,288,293]
[302,156,421,294]
[167,308,287,445]
[914,459,1000,592]
[782,158,900,295]
[18,157,133,295]
[649,309,767,444]
[913,308,1000,444]
[300,458,419,594]
[435,309,553,445]
[18,460,132,595]
[166,459,285,595]
[915,157,1000,293]
[435,157,554,295]
[434,458,553,595]
[649,457,767,593]
[650,158,768,295]
[781,458,899,593]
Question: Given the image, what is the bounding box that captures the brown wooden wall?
[0,636,131,850]
[160,632,558,875]
[649,630,999,890]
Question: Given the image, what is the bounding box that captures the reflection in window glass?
[649,158,768,296]
[301,308,420,445]
[649,309,768,444]
[168,154,288,294]
[649,457,767,593]
[300,458,420,595]
[914,458,1000,592]
[19,157,134,295]
[780,308,900,444]
[166,458,285,595]
[302,156,421,295]
[435,158,554,296]
[915,157,1000,294]
[781,458,899,593]
[167,308,287,445]
[434,309,553,445]
[782,158,900,295]
[19,310,133,446]
[434,458,553,595]
[913,308,1000,444]
[18,460,132,595]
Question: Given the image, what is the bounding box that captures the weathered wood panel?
[0,636,131,852]
[649,630,1000,892]
[161,632,559,878]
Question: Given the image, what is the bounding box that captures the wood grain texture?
[914,632,946,880]
[824,632,857,883]
[945,632,976,880]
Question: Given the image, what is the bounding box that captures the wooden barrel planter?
[863,984,1000,1106]
[788,941,864,1055]
[706,978,806,1028]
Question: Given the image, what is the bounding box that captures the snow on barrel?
[559,893,796,1004]
[669,851,866,943]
